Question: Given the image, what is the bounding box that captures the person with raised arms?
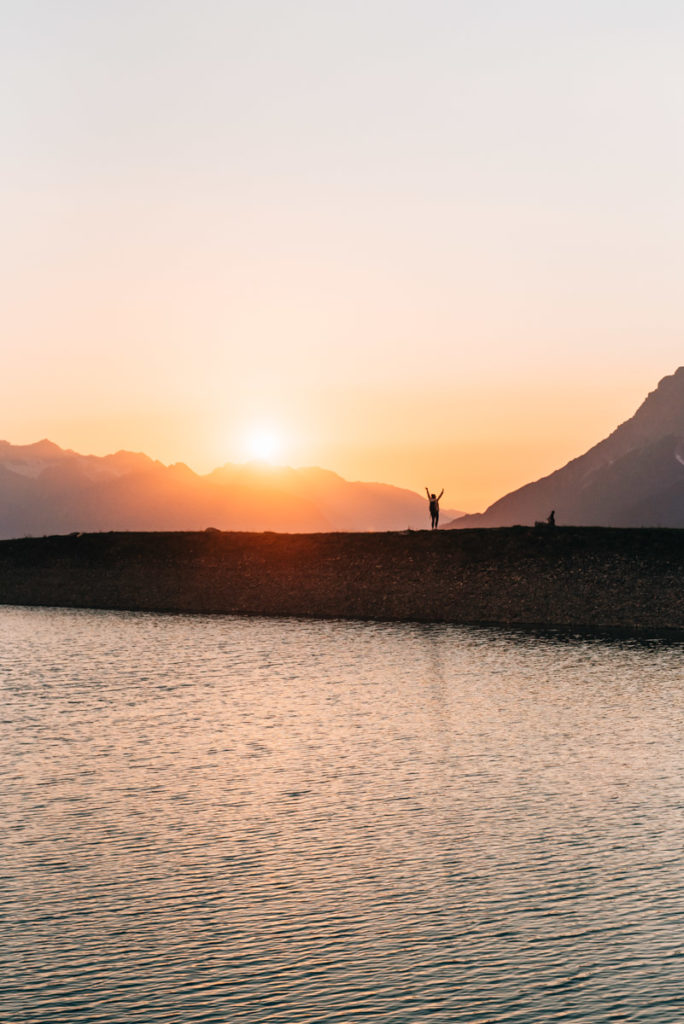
[425,487,444,530]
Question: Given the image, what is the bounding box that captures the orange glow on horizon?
[3,370,662,515]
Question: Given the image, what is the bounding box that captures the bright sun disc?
[244,427,282,463]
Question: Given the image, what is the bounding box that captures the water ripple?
[1,606,683,1022]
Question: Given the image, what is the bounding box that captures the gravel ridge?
[1,527,683,635]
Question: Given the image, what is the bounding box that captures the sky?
[2,0,683,512]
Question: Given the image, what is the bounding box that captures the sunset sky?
[3,1,683,512]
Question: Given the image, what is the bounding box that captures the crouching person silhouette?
[425,487,444,530]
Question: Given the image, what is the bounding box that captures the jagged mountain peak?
[574,367,684,469]
[449,368,684,529]
[0,438,68,458]
[621,366,684,437]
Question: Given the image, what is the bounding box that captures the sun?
[243,426,283,464]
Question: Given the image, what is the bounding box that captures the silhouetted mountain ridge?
[0,442,460,538]
[448,368,684,528]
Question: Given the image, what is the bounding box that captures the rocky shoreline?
[1,527,684,635]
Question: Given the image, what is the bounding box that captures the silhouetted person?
[425,487,444,530]
[547,510,556,527]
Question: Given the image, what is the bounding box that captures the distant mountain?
[448,367,684,529]
[0,440,461,538]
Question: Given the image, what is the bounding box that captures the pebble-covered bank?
[1,527,684,634]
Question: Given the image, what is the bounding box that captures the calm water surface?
[2,606,683,1023]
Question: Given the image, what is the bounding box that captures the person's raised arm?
[438,489,444,500]
[425,487,430,499]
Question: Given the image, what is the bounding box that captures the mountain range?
[448,367,684,528]
[0,440,461,538]
[5,368,683,537]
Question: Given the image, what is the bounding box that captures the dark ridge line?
[1,526,684,637]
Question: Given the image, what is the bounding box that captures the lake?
[2,605,683,1022]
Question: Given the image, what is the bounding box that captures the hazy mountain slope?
[0,441,459,537]
[448,368,684,528]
